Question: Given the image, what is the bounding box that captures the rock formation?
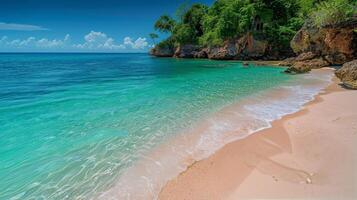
[173,45,200,58]
[335,60,357,89]
[283,18,357,73]
[151,32,292,60]
[291,18,357,65]
[150,18,356,77]
[149,45,174,57]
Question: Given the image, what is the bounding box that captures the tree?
[182,4,208,37]
[154,15,176,33]
[149,33,159,45]
[172,24,196,45]
[199,0,256,46]
[175,0,191,21]
[153,0,354,50]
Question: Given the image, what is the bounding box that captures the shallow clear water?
[0,53,330,199]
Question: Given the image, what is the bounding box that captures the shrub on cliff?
[310,0,357,27]
[156,37,175,50]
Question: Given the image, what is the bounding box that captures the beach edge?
[159,69,357,199]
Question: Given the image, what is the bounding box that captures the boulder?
[207,41,237,60]
[174,45,201,58]
[296,52,317,61]
[193,48,208,58]
[285,58,330,74]
[150,45,174,57]
[324,54,347,65]
[206,33,275,60]
[335,60,357,89]
[235,33,269,59]
[291,18,357,65]
[278,57,296,66]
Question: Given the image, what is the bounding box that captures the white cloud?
[19,37,36,46]
[0,22,48,31]
[134,37,149,49]
[0,31,151,52]
[74,31,123,50]
[124,37,134,46]
[123,37,148,49]
[0,36,8,43]
[36,34,70,48]
[37,38,62,48]
[0,35,70,49]
[9,39,20,46]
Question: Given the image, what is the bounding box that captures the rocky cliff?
[150,33,293,60]
[150,18,357,75]
[149,45,174,57]
[284,18,357,73]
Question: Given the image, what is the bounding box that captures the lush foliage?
[149,33,159,44]
[310,0,357,27]
[154,15,176,33]
[153,0,357,50]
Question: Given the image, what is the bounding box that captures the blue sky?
[0,0,213,52]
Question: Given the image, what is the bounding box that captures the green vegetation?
[154,15,176,33]
[149,33,159,45]
[153,0,357,50]
[310,0,357,27]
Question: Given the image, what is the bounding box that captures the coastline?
[100,67,335,199]
[159,73,357,199]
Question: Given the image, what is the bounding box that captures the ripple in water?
[0,53,331,199]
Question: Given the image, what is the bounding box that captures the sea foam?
[99,69,333,200]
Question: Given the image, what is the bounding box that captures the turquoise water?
[0,53,321,199]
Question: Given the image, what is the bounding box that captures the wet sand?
[159,76,357,200]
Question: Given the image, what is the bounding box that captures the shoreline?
[159,74,357,199]
[100,68,334,199]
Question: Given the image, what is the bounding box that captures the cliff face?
[150,33,293,60]
[291,18,357,65]
[284,18,357,74]
[149,45,174,57]
[203,33,274,60]
[150,18,357,69]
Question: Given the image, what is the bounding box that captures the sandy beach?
[159,72,357,200]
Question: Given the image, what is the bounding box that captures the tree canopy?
[152,0,357,50]
[154,15,176,33]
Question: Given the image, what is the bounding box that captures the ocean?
[0,53,332,199]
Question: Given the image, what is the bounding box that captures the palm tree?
[149,33,159,45]
[154,15,176,33]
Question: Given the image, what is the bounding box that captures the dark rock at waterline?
[194,48,208,58]
[151,32,293,60]
[284,58,330,74]
[205,33,281,60]
[335,60,357,89]
[278,57,296,66]
[205,41,237,60]
[150,46,174,57]
[295,52,317,61]
[174,45,201,58]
